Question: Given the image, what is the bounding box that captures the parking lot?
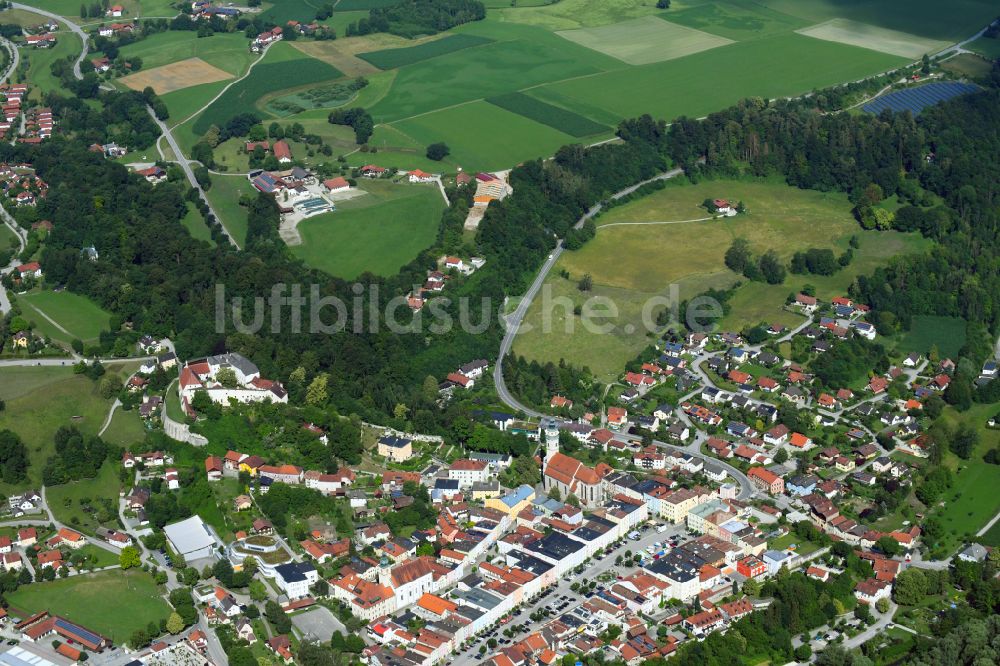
[450,519,695,666]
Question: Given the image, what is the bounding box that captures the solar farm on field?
[862,82,981,115]
[358,34,495,70]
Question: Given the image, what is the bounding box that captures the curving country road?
[492,165,687,415]
[0,36,19,85]
[11,3,88,79]
[147,107,238,248]
[488,165,761,498]
[11,3,239,249]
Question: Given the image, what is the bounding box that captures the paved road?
[12,4,88,79]
[0,36,19,85]
[493,166,686,416]
[148,107,237,248]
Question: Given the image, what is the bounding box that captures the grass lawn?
[291,180,445,279]
[5,569,171,643]
[77,543,121,568]
[0,365,73,401]
[17,290,113,346]
[180,202,215,245]
[17,29,84,100]
[978,518,1000,547]
[165,380,187,422]
[45,462,123,536]
[769,531,822,556]
[940,53,995,80]
[203,175,252,246]
[0,220,17,251]
[895,315,967,358]
[0,369,114,495]
[926,404,1000,556]
[101,408,148,448]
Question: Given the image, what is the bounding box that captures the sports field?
[6,569,171,643]
[18,290,112,345]
[120,57,232,95]
[556,16,732,65]
[512,179,931,379]
[291,180,445,279]
[796,18,948,59]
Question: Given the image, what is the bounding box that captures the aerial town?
[0,0,998,665]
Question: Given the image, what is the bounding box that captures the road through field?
[12,3,88,78]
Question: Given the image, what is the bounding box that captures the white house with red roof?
[408,169,435,184]
[16,262,41,278]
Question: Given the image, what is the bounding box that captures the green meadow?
[291,180,445,279]
[512,179,931,380]
[18,290,113,346]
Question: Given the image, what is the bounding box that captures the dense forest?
[346,0,486,37]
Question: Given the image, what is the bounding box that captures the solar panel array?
[54,617,103,647]
[863,82,980,116]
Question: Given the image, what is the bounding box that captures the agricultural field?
[17,289,113,346]
[967,36,1000,60]
[290,180,445,279]
[189,42,343,136]
[393,100,589,171]
[114,31,254,78]
[486,92,608,138]
[757,0,996,41]
[940,53,995,80]
[512,179,932,380]
[556,16,732,65]
[795,18,947,59]
[120,57,232,95]
[22,0,176,24]
[5,569,171,643]
[358,33,494,70]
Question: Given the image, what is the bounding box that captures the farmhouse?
[408,169,435,184]
[323,176,350,193]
